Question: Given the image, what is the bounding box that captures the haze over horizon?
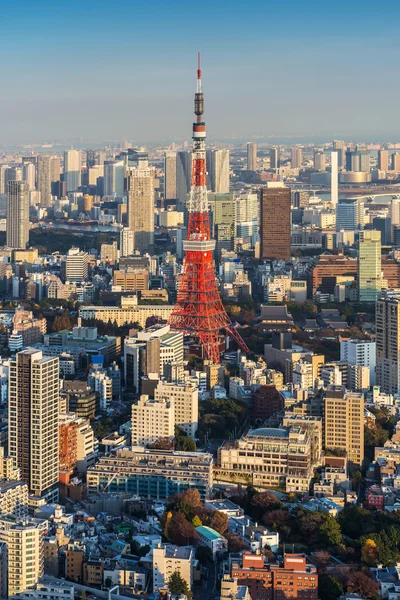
[1,0,399,145]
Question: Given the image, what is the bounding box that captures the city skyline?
[2,0,400,145]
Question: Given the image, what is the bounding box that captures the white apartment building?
[153,544,194,593]
[292,361,314,389]
[88,369,112,410]
[0,481,28,518]
[0,517,46,596]
[154,381,199,439]
[65,248,89,282]
[340,338,376,386]
[76,418,97,473]
[131,395,175,446]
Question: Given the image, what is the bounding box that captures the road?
[194,560,218,600]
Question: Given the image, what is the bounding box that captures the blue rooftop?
[247,428,289,438]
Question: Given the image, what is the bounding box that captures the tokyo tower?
[168,54,250,364]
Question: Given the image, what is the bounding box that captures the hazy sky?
[1,0,399,145]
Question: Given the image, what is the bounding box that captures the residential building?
[131,395,175,446]
[0,480,28,518]
[378,149,389,171]
[376,293,400,394]
[9,350,59,501]
[247,142,257,171]
[36,156,52,207]
[230,553,318,600]
[88,369,112,410]
[336,198,365,231]
[340,338,376,386]
[207,149,230,193]
[196,525,227,558]
[291,147,302,168]
[127,164,155,252]
[100,241,118,264]
[333,140,345,168]
[314,150,326,171]
[164,151,177,200]
[104,159,124,196]
[113,269,149,291]
[0,517,46,596]
[0,542,6,600]
[65,248,89,283]
[176,151,192,206]
[154,381,198,439]
[252,386,284,421]
[358,230,383,302]
[345,146,370,172]
[324,386,364,468]
[260,186,291,261]
[153,544,194,593]
[7,181,29,249]
[208,192,236,262]
[87,447,213,500]
[12,309,46,346]
[269,148,279,169]
[76,418,97,473]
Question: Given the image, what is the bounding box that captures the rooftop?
[196,525,225,541]
[247,427,289,439]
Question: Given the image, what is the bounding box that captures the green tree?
[319,515,343,547]
[169,571,192,599]
[318,574,344,600]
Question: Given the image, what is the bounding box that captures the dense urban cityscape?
[2,3,400,600]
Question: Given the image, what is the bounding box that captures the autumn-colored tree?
[164,512,199,546]
[192,515,202,527]
[210,510,228,535]
[249,492,281,520]
[225,532,250,553]
[180,488,202,508]
[361,539,380,566]
[299,512,325,545]
[262,508,291,530]
[347,572,379,600]
[313,550,331,572]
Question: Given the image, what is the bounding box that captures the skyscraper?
[164,151,177,200]
[6,181,29,250]
[22,162,35,191]
[207,149,229,193]
[64,150,81,192]
[36,155,52,207]
[336,198,365,231]
[376,293,400,394]
[8,349,59,502]
[330,151,338,205]
[103,159,125,197]
[260,185,291,261]
[333,140,345,168]
[65,248,89,282]
[247,142,257,171]
[358,230,383,302]
[314,150,326,171]
[127,164,155,253]
[378,149,389,171]
[345,146,370,172]
[269,148,279,169]
[392,152,400,171]
[50,156,61,185]
[291,147,302,169]
[324,386,364,468]
[176,151,192,206]
[208,192,236,261]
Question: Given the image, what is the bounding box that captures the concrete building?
[208,192,236,262]
[79,301,174,329]
[153,544,194,593]
[7,181,29,249]
[340,338,376,385]
[154,381,198,439]
[64,150,81,192]
[87,447,213,500]
[376,293,400,394]
[131,395,175,446]
[218,426,317,492]
[314,150,326,171]
[336,198,365,231]
[378,149,389,171]
[260,186,291,261]
[113,269,149,291]
[331,151,339,205]
[291,147,302,169]
[358,230,383,302]
[269,148,279,169]
[345,146,370,172]
[127,165,155,253]
[103,159,124,197]
[36,156,52,207]
[324,386,364,468]
[164,151,177,200]
[207,149,229,193]
[0,542,6,600]
[247,142,257,171]
[65,248,89,282]
[333,140,345,168]
[176,151,192,206]
[0,517,46,596]
[196,525,227,558]
[100,241,118,264]
[9,350,59,501]
[0,480,28,518]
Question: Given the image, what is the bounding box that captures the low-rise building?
[153,544,194,593]
[196,525,227,558]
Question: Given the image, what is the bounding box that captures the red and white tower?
[168,54,249,364]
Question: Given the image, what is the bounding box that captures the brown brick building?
[231,553,318,600]
[252,385,283,421]
[309,254,357,297]
[260,187,291,261]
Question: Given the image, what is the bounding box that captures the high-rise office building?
[6,181,29,250]
[260,185,291,261]
[331,151,338,205]
[65,248,89,282]
[236,192,258,238]
[64,150,81,192]
[208,192,236,262]
[8,349,59,502]
[378,149,389,171]
[87,150,96,168]
[131,395,174,446]
[207,149,230,193]
[22,162,35,191]
[127,164,155,253]
[247,142,257,171]
[314,150,326,171]
[392,152,400,171]
[376,294,400,394]
[164,151,177,200]
[291,147,302,169]
[50,156,61,185]
[104,160,125,197]
[340,338,376,386]
[36,155,52,207]
[336,198,365,231]
[358,230,383,302]
[333,140,345,168]
[269,148,279,169]
[345,146,370,172]
[324,386,364,468]
[176,151,192,206]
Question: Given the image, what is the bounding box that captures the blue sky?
[1,0,399,144]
